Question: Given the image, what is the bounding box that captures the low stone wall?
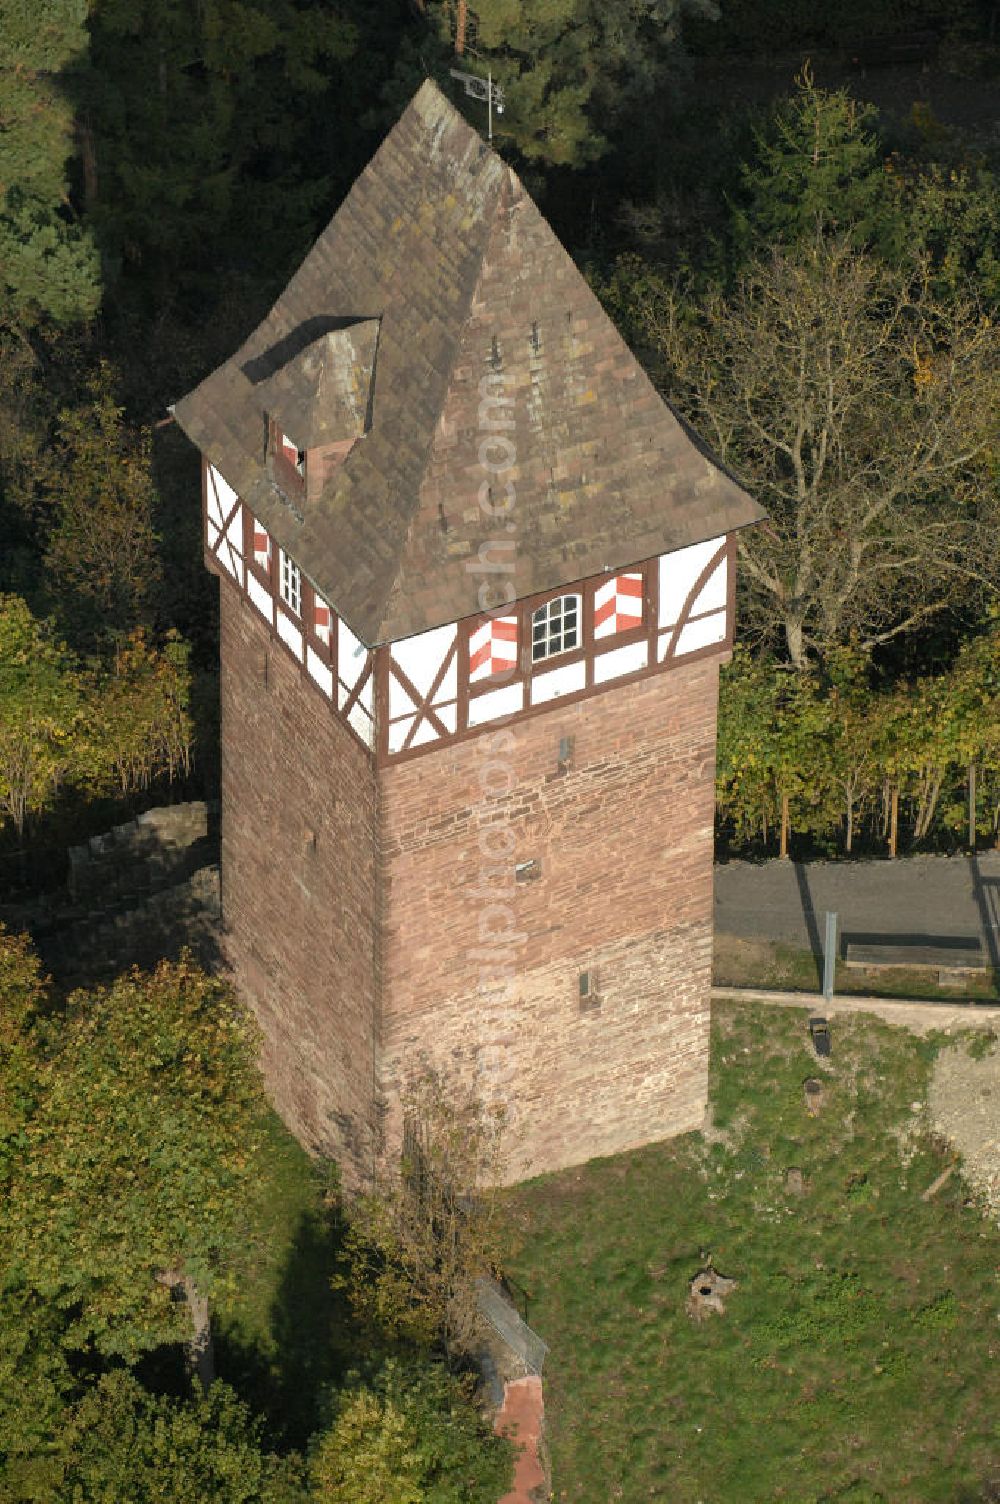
[0,802,221,985]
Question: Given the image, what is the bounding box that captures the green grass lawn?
[212,1112,359,1448]
[507,1004,1000,1503]
[714,933,1000,1003]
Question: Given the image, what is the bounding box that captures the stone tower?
[172,81,763,1186]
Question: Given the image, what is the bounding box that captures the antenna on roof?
[449,65,505,143]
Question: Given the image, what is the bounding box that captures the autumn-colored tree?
[338,1064,507,1356]
[0,594,82,840]
[717,625,1000,857]
[308,1359,512,1504]
[1,956,267,1378]
[85,628,194,794]
[617,238,1000,667]
[32,363,161,652]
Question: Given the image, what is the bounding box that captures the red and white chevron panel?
[593,573,643,639]
[313,595,332,646]
[253,521,271,572]
[469,616,518,682]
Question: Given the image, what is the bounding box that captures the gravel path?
[928,1037,1000,1223]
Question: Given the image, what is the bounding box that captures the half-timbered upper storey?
[177,80,762,763]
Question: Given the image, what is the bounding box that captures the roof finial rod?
[449,63,504,143]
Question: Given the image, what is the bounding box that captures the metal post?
[488,68,493,141]
[822,910,838,1002]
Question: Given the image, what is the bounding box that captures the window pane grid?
[280,551,301,616]
[531,594,580,663]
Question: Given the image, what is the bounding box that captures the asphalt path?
[714,850,1000,968]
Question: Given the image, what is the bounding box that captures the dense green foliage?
[0,937,511,1501]
[0,593,195,843]
[51,1373,306,1504]
[0,0,100,323]
[717,632,1000,855]
[309,1360,512,1503]
[1,954,268,1361]
[429,0,718,167]
[508,1004,1000,1500]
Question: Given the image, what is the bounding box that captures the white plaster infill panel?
[389,674,419,720]
[468,682,524,726]
[306,645,333,698]
[209,464,238,521]
[659,537,724,628]
[388,715,415,754]
[207,466,244,584]
[348,701,375,747]
[673,612,727,658]
[530,658,586,706]
[408,718,440,749]
[247,571,273,623]
[338,617,369,698]
[391,624,457,698]
[276,608,303,661]
[435,703,458,732]
[218,539,243,586]
[593,639,648,684]
[690,549,727,616]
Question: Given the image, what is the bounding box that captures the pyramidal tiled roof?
[173,79,763,646]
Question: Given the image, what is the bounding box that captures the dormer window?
[255,319,381,506]
[532,594,580,662]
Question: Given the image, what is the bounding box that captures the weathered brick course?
[380,660,718,1182]
[219,587,378,1183]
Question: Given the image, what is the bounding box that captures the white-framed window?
[280,549,301,616]
[531,593,580,663]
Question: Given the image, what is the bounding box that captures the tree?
[338,1064,506,1356]
[85,628,195,795]
[31,363,161,652]
[0,0,100,325]
[620,238,1000,666]
[732,69,904,262]
[308,1359,512,1504]
[84,0,357,304]
[428,0,718,168]
[0,595,82,839]
[2,956,267,1376]
[51,1372,305,1504]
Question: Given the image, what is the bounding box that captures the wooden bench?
[845,939,986,986]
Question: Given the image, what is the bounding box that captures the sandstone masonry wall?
[219,586,379,1183]
[380,658,719,1182]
